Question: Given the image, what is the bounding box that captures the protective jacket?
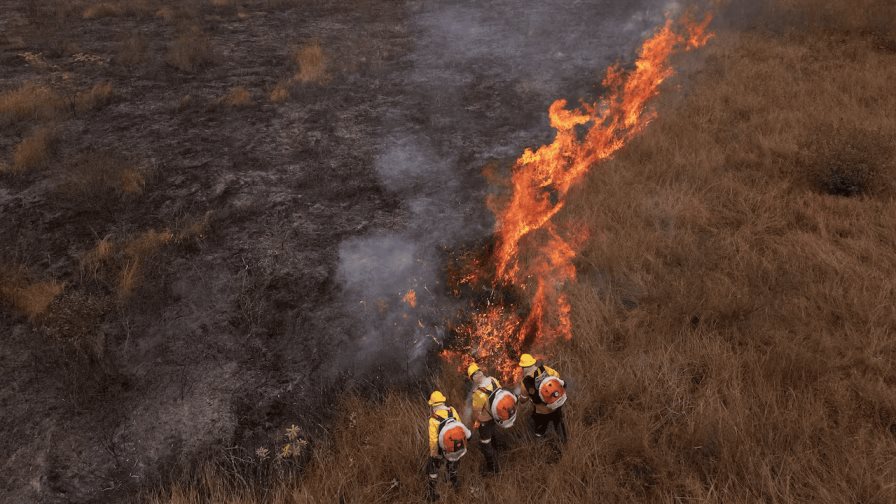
[521,364,562,415]
[428,405,462,457]
[471,376,502,423]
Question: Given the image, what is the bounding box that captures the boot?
[447,462,459,489]
[480,442,499,474]
[427,478,439,502]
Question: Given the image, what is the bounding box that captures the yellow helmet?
[519,353,537,367]
[466,362,481,379]
[428,390,446,406]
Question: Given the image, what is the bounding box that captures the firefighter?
[467,362,504,474]
[518,353,568,444]
[426,390,471,502]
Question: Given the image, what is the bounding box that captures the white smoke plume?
[336,0,694,381]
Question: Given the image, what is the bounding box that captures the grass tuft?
[10,126,57,173]
[0,265,64,320]
[75,82,115,114]
[0,82,64,126]
[167,28,213,72]
[220,86,253,107]
[293,41,326,83]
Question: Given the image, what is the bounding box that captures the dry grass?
[9,126,57,173]
[80,220,208,299]
[269,81,291,103]
[0,82,64,126]
[0,265,64,320]
[167,28,213,72]
[118,34,149,66]
[79,229,174,299]
[152,1,896,503]
[59,152,146,204]
[219,86,253,107]
[75,82,115,113]
[293,41,327,83]
[82,2,124,19]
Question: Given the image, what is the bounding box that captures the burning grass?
[153,1,896,502]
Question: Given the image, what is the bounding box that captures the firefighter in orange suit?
[467,363,502,474]
[427,390,470,501]
[518,353,568,444]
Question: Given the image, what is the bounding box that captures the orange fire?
[445,13,714,381]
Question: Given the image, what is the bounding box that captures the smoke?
[335,0,701,381]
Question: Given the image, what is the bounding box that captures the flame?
[402,289,417,308]
[441,13,714,381]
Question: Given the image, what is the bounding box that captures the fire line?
[442,12,715,381]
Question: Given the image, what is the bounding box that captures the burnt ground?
[0,1,665,502]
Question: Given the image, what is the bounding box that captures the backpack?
[534,366,567,410]
[481,378,518,428]
[435,409,471,461]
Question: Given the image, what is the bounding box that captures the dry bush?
[153,1,896,503]
[10,126,57,173]
[167,28,214,72]
[75,82,115,113]
[219,86,253,107]
[0,82,64,126]
[293,41,327,83]
[0,265,64,320]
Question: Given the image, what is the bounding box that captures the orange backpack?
[481,379,518,428]
[435,410,471,461]
[535,366,567,410]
